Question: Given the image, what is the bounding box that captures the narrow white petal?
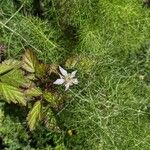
[71,70,77,78]
[65,83,70,91]
[72,78,78,84]
[53,79,65,85]
[59,73,64,79]
[59,66,68,76]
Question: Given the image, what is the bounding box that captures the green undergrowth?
[0,0,150,149]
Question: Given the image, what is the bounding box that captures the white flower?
[53,66,78,91]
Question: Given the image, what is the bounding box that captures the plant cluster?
[0,0,150,150]
[0,49,69,131]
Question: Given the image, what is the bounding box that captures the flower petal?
[59,73,64,79]
[53,79,65,85]
[71,70,77,78]
[65,83,70,91]
[59,66,68,76]
[72,78,78,84]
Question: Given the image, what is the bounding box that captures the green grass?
[0,0,150,149]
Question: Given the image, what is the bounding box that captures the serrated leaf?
[0,59,21,75]
[0,82,26,105]
[22,80,35,89]
[22,49,39,73]
[26,74,36,80]
[44,92,57,106]
[43,108,60,132]
[35,63,49,78]
[25,87,43,97]
[27,101,42,131]
[0,69,27,88]
[48,64,59,74]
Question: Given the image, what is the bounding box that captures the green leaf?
[0,82,26,105]
[0,59,21,75]
[0,69,27,88]
[44,92,57,106]
[43,107,60,132]
[27,101,42,131]
[25,87,43,97]
[48,64,59,74]
[65,57,78,69]
[26,74,36,80]
[22,49,39,73]
[35,63,49,78]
